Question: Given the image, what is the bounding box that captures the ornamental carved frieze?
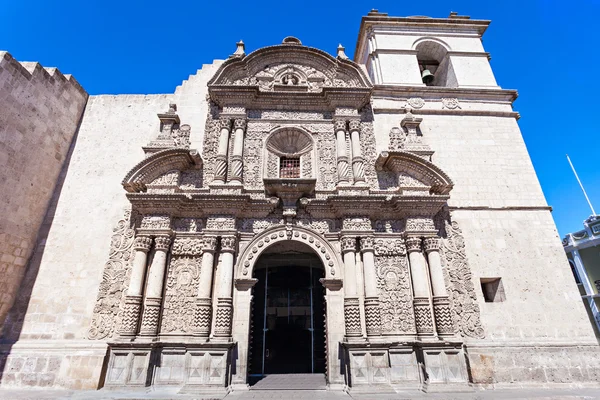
[376,254,416,334]
[206,216,236,231]
[342,217,372,231]
[140,215,171,230]
[243,129,264,189]
[438,216,485,339]
[171,237,203,256]
[161,256,201,333]
[359,117,378,187]
[201,103,221,184]
[405,217,436,232]
[316,129,337,190]
[88,210,136,340]
[373,238,406,256]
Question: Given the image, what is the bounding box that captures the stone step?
[249,373,327,390]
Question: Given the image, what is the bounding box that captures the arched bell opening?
[247,240,326,384]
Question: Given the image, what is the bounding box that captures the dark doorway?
[248,253,325,380]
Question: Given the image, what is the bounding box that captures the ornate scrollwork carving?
[342,217,372,231]
[88,210,136,340]
[376,254,415,334]
[441,98,461,110]
[406,217,436,232]
[206,216,235,230]
[140,215,171,230]
[161,256,201,333]
[439,217,485,339]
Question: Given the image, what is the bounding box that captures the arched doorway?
[248,241,326,381]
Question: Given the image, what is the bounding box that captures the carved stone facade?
[3,11,599,397]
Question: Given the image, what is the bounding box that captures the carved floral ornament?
[237,225,341,278]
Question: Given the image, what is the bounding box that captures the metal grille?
[280,157,300,178]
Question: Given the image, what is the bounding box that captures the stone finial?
[168,103,177,113]
[231,40,245,58]
[337,44,349,60]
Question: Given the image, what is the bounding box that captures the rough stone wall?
[0,94,172,389]
[0,52,88,329]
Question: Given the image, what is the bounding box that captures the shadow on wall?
[0,117,84,385]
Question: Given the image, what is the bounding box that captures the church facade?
[1,11,599,394]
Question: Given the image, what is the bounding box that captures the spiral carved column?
[194,236,218,337]
[213,235,237,340]
[119,235,152,337]
[213,118,231,184]
[349,120,365,184]
[342,236,362,339]
[360,236,381,337]
[139,236,171,336]
[406,236,435,337]
[424,237,455,336]
[334,119,350,185]
[229,118,246,183]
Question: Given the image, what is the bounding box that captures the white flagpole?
[567,154,596,216]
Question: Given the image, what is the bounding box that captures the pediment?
[375,151,453,195]
[208,40,372,109]
[122,149,202,193]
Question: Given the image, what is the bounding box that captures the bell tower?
[355,10,499,88]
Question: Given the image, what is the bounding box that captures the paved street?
[1,386,600,400]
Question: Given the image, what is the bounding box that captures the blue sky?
[2,0,599,236]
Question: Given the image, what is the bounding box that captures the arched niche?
[236,225,342,279]
[122,148,202,193]
[264,127,315,179]
[412,38,457,87]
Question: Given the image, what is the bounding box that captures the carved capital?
[348,119,361,132]
[360,236,374,252]
[220,235,237,253]
[233,118,247,130]
[405,237,422,253]
[423,237,441,253]
[340,236,356,253]
[333,119,347,132]
[134,236,152,252]
[218,117,231,130]
[202,235,218,252]
[154,236,172,251]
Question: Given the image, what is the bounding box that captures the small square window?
[280,157,300,178]
[480,278,506,302]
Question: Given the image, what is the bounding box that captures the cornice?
[371,85,518,103]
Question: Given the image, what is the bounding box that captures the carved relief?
[266,151,279,178]
[171,238,204,256]
[359,119,378,187]
[88,210,136,340]
[161,257,201,333]
[439,217,485,339]
[150,170,179,186]
[173,218,204,233]
[374,220,404,233]
[243,130,263,189]
[405,217,436,232]
[375,254,416,334]
[206,216,235,231]
[316,130,336,190]
[389,127,406,151]
[201,103,221,183]
[140,215,171,230]
[373,239,406,256]
[406,97,425,109]
[301,151,312,178]
[342,217,372,231]
[441,98,461,110]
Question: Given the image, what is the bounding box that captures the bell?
[421,69,434,84]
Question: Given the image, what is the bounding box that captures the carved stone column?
[213,235,237,340]
[139,235,171,336]
[229,118,246,184]
[360,236,381,337]
[406,236,434,337]
[349,120,365,183]
[342,236,362,338]
[119,235,152,336]
[424,237,454,336]
[334,119,350,185]
[194,236,218,337]
[213,118,231,184]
